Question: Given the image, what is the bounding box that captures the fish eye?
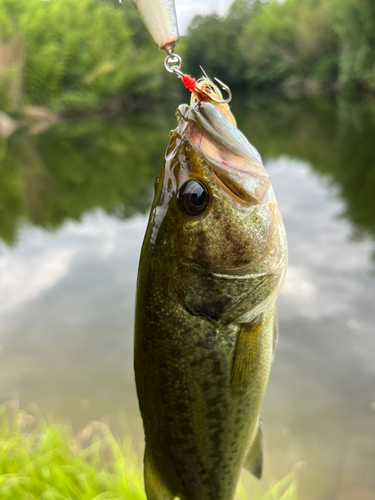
[178,180,209,216]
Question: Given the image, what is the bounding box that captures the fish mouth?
[176,102,271,205]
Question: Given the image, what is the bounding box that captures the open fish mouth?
[176,102,271,205]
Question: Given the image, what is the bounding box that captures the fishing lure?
[125,0,232,105]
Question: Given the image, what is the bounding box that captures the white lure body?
[131,0,179,50]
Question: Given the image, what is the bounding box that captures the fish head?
[149,102,287,323]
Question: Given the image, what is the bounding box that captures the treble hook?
[197,78,231,104]
[164,52,232,105]
[213,79,232,104]
[197,66,232,105]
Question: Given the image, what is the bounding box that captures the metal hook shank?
[164,54,233,105]
[197,65,232,104]
[206,78,232,104]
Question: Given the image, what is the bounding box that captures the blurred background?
[0,0,375,498]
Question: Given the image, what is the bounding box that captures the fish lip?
[176,102,264,167]
[176,102,271,205]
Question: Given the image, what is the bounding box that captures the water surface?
[0,94,375,499]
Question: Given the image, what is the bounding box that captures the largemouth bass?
[134,100,288,500]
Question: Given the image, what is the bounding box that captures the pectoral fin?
[243,424,263,479]
[144,447,175,500]
[231,316,263,394]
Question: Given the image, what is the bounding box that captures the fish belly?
[135,278,275,500]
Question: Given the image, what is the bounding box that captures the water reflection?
[0,210,147,440]
[235,94,375,259]
[2,95,375,253]
[0,95,375,499]
[263,158,375,500]
[0,104,177,244]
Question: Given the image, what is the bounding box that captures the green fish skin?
[134,102,288,500]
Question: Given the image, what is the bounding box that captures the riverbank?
[0,405,297,499]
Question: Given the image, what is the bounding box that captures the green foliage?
[0,0,373,110]
[184,0,375,92]
[184,0,340,90]
[335,0,375,90]
[234,93,375,251]
[241,0,339,87]
[0,407,146,499]
[236,470,298,500]
[0,407,297,500]
[0,139,26,244]
[184,0,256,88]
[0,0,163,112]
[240,0,298,87]
[0,100,178,244]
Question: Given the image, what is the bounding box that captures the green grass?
[0,407,297,500]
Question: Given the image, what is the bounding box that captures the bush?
[335,0,375,91]
[0,0,163,112]
[0,406,298,499]
[183,0,375,92]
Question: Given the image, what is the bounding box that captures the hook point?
[212,77,232,104]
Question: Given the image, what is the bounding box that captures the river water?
[0,93,374,499]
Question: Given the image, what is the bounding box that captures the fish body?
[130,0,179,50]
[134,102,287,500]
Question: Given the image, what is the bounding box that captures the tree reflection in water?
[0,94,375,499]
[1,95,375,259]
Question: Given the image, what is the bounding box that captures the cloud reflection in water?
[0,154,374,498]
